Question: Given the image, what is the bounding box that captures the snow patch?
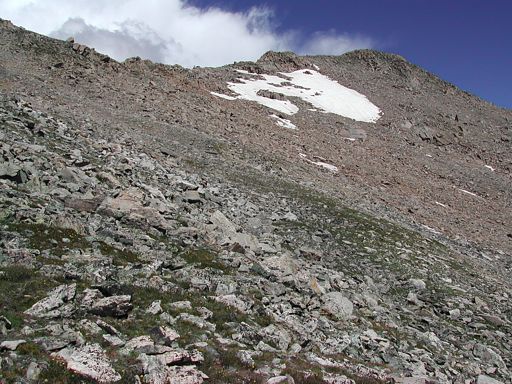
[227,69,381,123]
[435,201,447,208]
[422,224,442,235]
[313,64,320,70]
[270,114,297,130]
[458,188,479,198]
[299,153,338,172]
[484,165,495,172]
[210,92,237,101]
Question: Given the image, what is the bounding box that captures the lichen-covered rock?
[53,344,121,383]
[88,295,133,318]
[24,284,77,318]
[321,292,353,320]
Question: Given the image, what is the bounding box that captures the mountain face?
[0,19,511,384]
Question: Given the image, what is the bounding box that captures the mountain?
[0,19,511,384]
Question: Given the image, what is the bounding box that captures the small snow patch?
[422,224,442,235]
[484,165,495,172]
[299,153,338,172]
[342,137,356,142]
[270,114,297,130]
[457,188,479,198]
[210,92,237,101]
[435,201,447,208]
[235,69,251,74]
[313,64,320,70]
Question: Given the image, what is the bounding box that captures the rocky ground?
[0,19,511,384]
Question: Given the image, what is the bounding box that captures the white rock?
[26,361,42,381]
[146,300,163,315]
[102,334,125,347]
[139,353,207,384]
[0,339,26,351]
[121,336,154,355]
[267,376,294,384]
[24,284,76,317]
[53,343,121,383]
[409,279,427,290]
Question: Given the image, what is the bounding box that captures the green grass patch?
[7,221,90,258]
[0,265,59,328]
[96,241,140,265]
[180,248,231,273]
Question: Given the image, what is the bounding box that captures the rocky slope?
[0,19,511,384]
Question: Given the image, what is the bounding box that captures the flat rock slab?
[53,343,121,383]
[0,339,26,351]
[24,283,77,318]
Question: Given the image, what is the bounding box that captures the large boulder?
[24,284,77,318]
[321,292,353,320]
[53,344,121,383]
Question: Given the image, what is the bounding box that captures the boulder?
[53,344,121,383]
[321,292,353,320]
[24,284,77,318]
[89,295,133,318]
[153,326,180,346]
[0,339,26,351]
[477,375,505,384]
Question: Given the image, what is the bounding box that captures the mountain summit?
[0,20,511,384]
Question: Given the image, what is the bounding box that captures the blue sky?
[1,0,510,108]
[190,0,512,109]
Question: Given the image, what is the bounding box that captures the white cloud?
[298,30,375,56]
[0,0,374,67]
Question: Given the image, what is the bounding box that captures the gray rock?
[0,339,26,351]
[409,278,426,290]
[146,300,163,315]
[477,375,504,384]
[121,336,155,355]
[182,190,202,203]
[98,188,144,218]
[53,343,121,383]
[258,324,292,351]
[88,295,132,318]
[212,294,252,313]
[0,162,27,184]
[24,284,77,318]
[26,361,42,382]
[321,292,354,320]
[153,326,180,346]
[210,210,238,235]
[102,334,125,347]
[0,316,12,335]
